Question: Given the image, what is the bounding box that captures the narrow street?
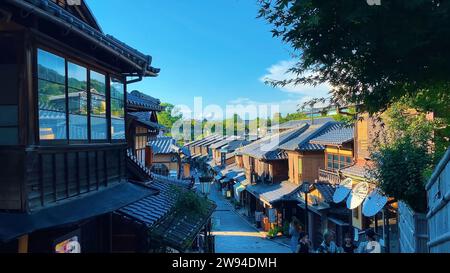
[204,179,291,253]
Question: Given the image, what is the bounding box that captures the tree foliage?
[258,0,450,114]
[371,100,443,212]
[157,103,183,136]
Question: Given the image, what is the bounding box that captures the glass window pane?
[38,49,65,84]
[347,157,353,164]
[68,62,87,90]
[90,71,106,95]
[38,49,67,140]
[333,162,339,169]
[68,63,88,140]
[340,156,345,162]
[111,78,125,140]
[90,71,107,140]
[327,154,333,162]
[328,162,333,170]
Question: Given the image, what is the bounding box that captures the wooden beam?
[18,235,29,254]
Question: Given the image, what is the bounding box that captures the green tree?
[371,100,443,212]
[258,0,450,114]
[157,103,183,136]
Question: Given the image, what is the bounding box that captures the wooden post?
[18,235,29,254]
[145,146,152,168]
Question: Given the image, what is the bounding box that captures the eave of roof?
[6,0,160,77]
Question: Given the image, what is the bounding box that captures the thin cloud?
[260,60,331,97]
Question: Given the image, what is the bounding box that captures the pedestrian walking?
[357,229,381,253]
[289,217,302,253]
[316,231,340,253]
[296,232,312,253]
[342,233,357,253]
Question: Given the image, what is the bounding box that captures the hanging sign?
[54,230,81,254]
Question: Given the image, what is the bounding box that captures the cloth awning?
[0,183,157,242]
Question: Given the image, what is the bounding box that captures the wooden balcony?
[318,169,341,185]
[0,144,127,212]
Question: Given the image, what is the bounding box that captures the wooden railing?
[25,144,127,211]
[127,148,152,176]
[318,169,341,185]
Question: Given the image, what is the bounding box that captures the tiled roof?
[149,137,180,155]
[271,117,335,131]
[219,164,245,179]
[118,180,175,228]
[209,137,237,150]
[194,136,225,148]
[117,178,215,251]
[152,174,194,189]
[314,182,337,203]
[128,112,165,130]
[279,122,340,151]
[246,181,301,205]
[149,198,216,251]
[186,134,223,147]
[309,124,354,146]
[9,0,159,76]
[223,140,252,153]
[340,163,374,180]
[239,125,309,160]
[127,91,165,111]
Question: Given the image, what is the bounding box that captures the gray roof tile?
[246,181,301,204]
[149,137,179,154]
[279,122,341,151]
[127,91,165,111]
[239,125,309,160]
[309,124,354,146]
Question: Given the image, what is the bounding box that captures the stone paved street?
[204,179,291,253]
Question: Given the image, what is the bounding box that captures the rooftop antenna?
[309,101,315,125]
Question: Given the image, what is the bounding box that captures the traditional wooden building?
[208,137,250,171]
[147,136,190,179]
[282,123,355,247]
[337,113,398,253]
[127,90,166,163]
[237,127,310,229]
[0,0,160,253]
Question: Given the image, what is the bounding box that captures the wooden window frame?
[35,46,126,146]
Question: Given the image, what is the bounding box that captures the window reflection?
[38,49,67,140]
[90,71,107,140]
[111,78,125,140]
[68,62,88,140]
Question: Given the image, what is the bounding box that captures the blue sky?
[87,0,329,119]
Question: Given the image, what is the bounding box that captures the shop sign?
[54,230,81,254]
